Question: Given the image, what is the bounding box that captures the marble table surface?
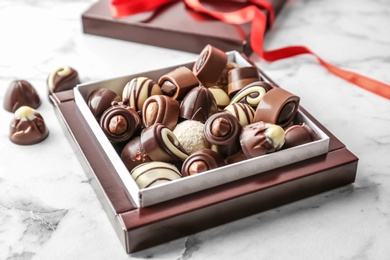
[1,0,389,259]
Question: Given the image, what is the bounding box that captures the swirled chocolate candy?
[254,87,300,128]
[142,95,179,130]
[240,121,285,158]
[204,112,242,158]
[131,162,182,189]
[224,103,255,127]
[47,66,80,94]
[122,77,162,111]
[141,123,188,163]
[87,88,121,119]
[179,86,217,123]
[227,66,261,97]
[9,106,49,145]
[181,149,226,176]
[229,81,273,109]
[283,123,319,149]
[121,136,152,172]
[158,66,199,100]
[173,120,209,155]
[99,99,141,143]
[193,44,228,88]
[3,80,41,112]
[208,87,230,110]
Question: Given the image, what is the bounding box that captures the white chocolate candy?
[131,162,182,189]
[48,66,72,92]
[14,106,37,121]
[224,103,255,127]
[122,77,162,111]
[265,123,285,150]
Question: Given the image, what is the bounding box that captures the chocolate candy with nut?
[181,149,226,176]
[142,95,179,131]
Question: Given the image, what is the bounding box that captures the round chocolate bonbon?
[47,66,80,94]
[204,112,242,158]
[131,162,182,189]
[122,77,162,111]
[158,66,199,100]
[254,88,300,128]
[240,121,285,158]
[3,80,41,112]
[283,123,319,149]
[181,149,226,176]
[224,103,255,127]
[87,88,121,119]
[9,106,49,145]
[121,136,152,172]
[99,100,141,143]
[142,95,179,131]
[227,66,262,97]
[173,120,209,155]
[229,81,273,109]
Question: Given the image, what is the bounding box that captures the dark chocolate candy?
[142,95,179,131]
[87,88,121,119]
[204,112,242,158]
[3,80,41,112]
[227,66,261,97]
[181,149,226,176]
[9,106,49,145]
[47,66,80,94]
[158,66,199,100]
[283,123,319,149]
[179,86,217,123]
[122,77,162,111]
[121,136,152,172]
[229,81,273,109]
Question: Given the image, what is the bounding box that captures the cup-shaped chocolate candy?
[227,66,262,97]
[181,149,226,176]
[100,100,141,143]
[121,136,152,172]
[3,80,41,112]
[87,88,121,119]
[47,66,80,94]
[158,66,199,100]
[254,88,300,128]
[283,123,319,149]
[131,162,182,189]
[122,77,162,111]
[204,112,242,158]
[142,95,179,131]
[193,45,228,88]
[229,81,273,109]
[224,103,255,127]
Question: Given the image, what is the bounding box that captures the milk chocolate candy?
[3,80,41,112]
[87,88,121,119]
[122,77,162,111]
[181,149,226,176]
[283,123,319,149]
[47,66,80,94]
[158,66,199,100]
[121,136,152,172]
[141,123,188,163]
[179,86,217,123]
[99,99,141,143]
[224,103,255,127]
[131,162,182,189]
[9,106,49,145]
[204,112,242,158]
[227,66,262,97]
[216,61,239,92]
[254,88,300,128]
[208,87,230,110]
[229,81,273,109]
[240,121,285,158]
[142,95,179,131]
[193,45,228,88]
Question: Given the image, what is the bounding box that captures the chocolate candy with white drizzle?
[229,81,273,109]
[131,162,182,189]
[122,76,162,111]
[47,66,80,94]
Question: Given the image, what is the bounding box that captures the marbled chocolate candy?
[142,95,179,131]
[122,77,162,111]
[181,149,226,176]
[229,81,273,109]
[3,80,41,112]
[158,66,199,100]
[131,162,182,189]
[47,66,80,94]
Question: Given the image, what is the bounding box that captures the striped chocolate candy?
[224,103,255,127]
[131,162,182,189]
[122,77,162,111]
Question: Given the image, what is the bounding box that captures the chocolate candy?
[224,103,255,127]
[3,80,41,112]
[173,120,209,155]
[121,136,152,172]
[208,87,230,110]
[141,123,188,163]
[87,88,121,119]
[216,61,239,92]
[47,66,80,94]
[254,88,300,128]
[158,66,199,100]
[131,162,182,189]
[181,149,226,176]
[122,77,162,111]
[9,106,49,145]
[204,112,242,158]
[142,95,179,131]
[227,66,262,97]
[193,44,228,88]
[99,99,141,143]
[179,86,217,123]
[240,121,285,158]
[283,123,319,149]
[229,81,273,109]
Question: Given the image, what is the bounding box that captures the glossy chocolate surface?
[158,66,199,100]
[121,136,152,172]
[142,95,179,130]
[122,77,162,111]
[87,88,121,119]
[3,80,41,112]
[229,81,273,109]
[131,162,182,189]
[283,123,319,149]
[227,66,261,97]
[224,103,255,127]
[181,149,226,176]
[47,66,80,94]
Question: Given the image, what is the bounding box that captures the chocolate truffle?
[229,81,273,109]
[9,106,49,145]
[122,77,162,111]
[208,87,230,110]
[193,44,228,88]
[99,99,141,143]
[158,66,199,100]
[179,86,217,123]
[181,149,226,176]
[47,66,80,94]
[3,80,41,112]
[227,66,262,97]
[121,136,152,172]
[204,112,242,158]
[224,103,255,127]
[173,120,209,155]
[131,162,182,189]
[283,123,319,149]
[240,121,285,158]
[87,88,121,119]
[142,95,179,130]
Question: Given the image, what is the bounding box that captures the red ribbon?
[110,0,390,99]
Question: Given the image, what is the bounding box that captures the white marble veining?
[0,0,389,259]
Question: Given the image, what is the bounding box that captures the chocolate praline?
[122,77,162,111]
[181,149,226,176]
[87,88,121,119]
[47,66,80,94]
[121,136,152,172]
[131,162,182,189]
[283,123,319,149]
[227,66,262,97]
[3,80,41,112]
[142,95,179,131]
[158,66,199,100]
